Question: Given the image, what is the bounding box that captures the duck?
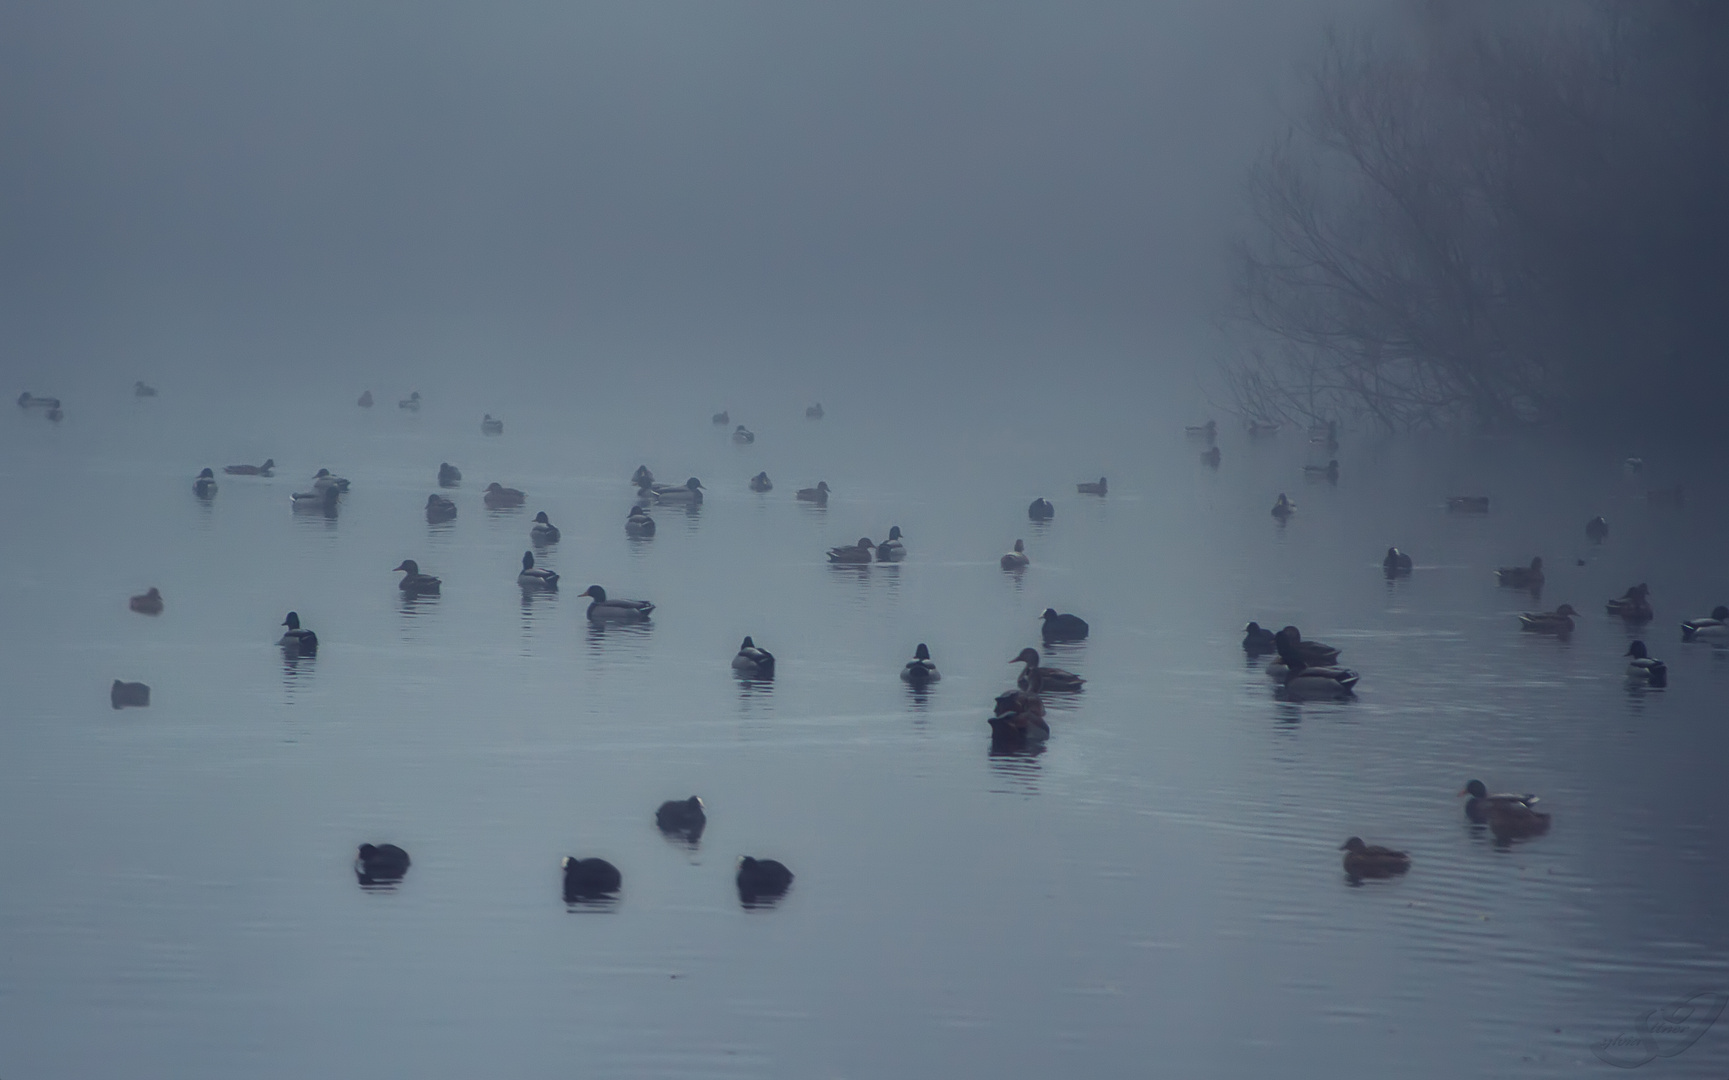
[989,669,1050,745]
[311,468,349,493]
[425,494,457,523]
[732,425,754,444]
[481,414,504,435]
[129,587,164,615]
[625,506,656,537]
[133,380,157,397]
[1458,779,1540,824]
[517,551,558,590]
[901,643,940,684]
[578,585,653,621]
[110,680,151,708]
[1012,646,1084,692]
[291,486,340,513]
[279,612,318,655]
[875,526,906,562]
[561,857,622,900]
[827,538,876,564]
[1040,608,1089,642]
[394,560,441,594]
[357,390,374,408]
[398,391,421,410]
[1000,539,1030,570]
[1383,547,1413,575]
[1496,556,1544,589]
[655,797,706,841]
[1681,605,1729,641]
[484,482,526,509]
[1242,621,1278,653]
[530,511,561,544]
[17,392,61,409]
[749,471,773,492]
[1303,460,1340,482]
[1605,583,1652,622]
[731,636,775,678]
[1271,493,1295,518]
[224,458,275,476]
[805,402,824,420]
[1339,837,1410,878]
[1201,445,1222,468]
[355,843,411,884]
[1274,635,1359,698]
[797,481,830,505]
[1625,640,1668,686]
[1247,419,1279,437]
[1586,515,1609,542]
[652,477,705,504]
[1077,477,1107,495]
[193,468,218,498]
[712,410,729,426]
[631,465,655,488]
[1518,603,1579,633]
[737,856,794,903]
[1485,798,1552,841]
[1446,495,1490,513]
[1262,626,1341,670]
[1186,419,1217,442]
[438,462,461,487]
[1028,497,1055,520]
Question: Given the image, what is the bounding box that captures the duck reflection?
[585,618,652,659]
[281,650,314,701]
[399,590,438,619]
[987,741,1044,793]
[519,587,558,639]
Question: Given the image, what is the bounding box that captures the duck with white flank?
[279,612,318,655]
[1458,779,1540,824]
[579,585,653,621]
[1040,608,1089,642]
[1496,556,1544,589]
[438,462,461,487]
[130,587,164,615]
[1001,539,1030,570]
[750,472,773,493]
[1271,493,1295,519]
[732,425,754,444]
[1013,646,1084,692]
[1383,547,1413,575]
[426,494,457,523]
[1077,477,1107,495]
[311,468,349,493]
[827,538,874,564]
[650,477,704,504]
[797,481,830,505]
[1681,605,1728,642]
[194,468,218,498]
[530,511,561,544]
[481,414,503,435]
[1273,630,1357,698]
[1028,497,1054,520]
[1261,626,1341,673]
[901,643,940,685]
[731,636,775,678]
[1518,604,1579,634]
[517,551,558,590]
[626,506,655,537]
[875,526,905,562]
[225,458,275,476]
[483,482,526,509]
[394,560,441,594]
[399,391,421,410]
[1625,641,1668,686]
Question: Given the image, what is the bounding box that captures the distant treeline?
[1224,1,1728,433]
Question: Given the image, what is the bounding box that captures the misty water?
[3,378,1726,1078]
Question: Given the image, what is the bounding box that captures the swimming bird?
[1274,634,1359,698]
[481,414,503,435]
[530,511,561,544]
[732,425,754,444]
[737,856,794,904]
[712,410,729,426]
[1013,646,1084,692]
[194,468,218,498]
[225,458,275,476]
[1496,557,1544,589]
[797,481,830,505]
[355,843,410,884]
[1028,497,1054,520]
[1201,446,1221,468]
[989,667,1050,745]
[129,587,164,615]
[279,612,318,655]
[484,482,526,509]
[1247,419,1279,437]
[1681,605,1729,641]
[1383,547,1413,575]
[1303,460,1340,482]
[394,560,441,594]
[731,636,775,678]
[133,380,157,397]
[1447,495,1490,513]
[1040,608,1089,642]
[1606,584,1652,622]
[1518,603,1579,633]
[1242,621,1277,653]
[655,797,706,841]
[749,471,773,492]
[110,680,150,708]
[806,402,824,419]
[1077,477,1107,495]
[1262,626,1340,669]
[438,462,461,487]
[1001,539,1030,570]
[826,538,875,564]
[1339,837,1410,878]
[1485,798,1552,841]
[517,551,558,590]
[290,486,340,513]
[311,468,349,493]
[1186,419,1217,442]
[901,643,940,684]
[625,506,656,537]
[561,857,622,900]
[652,477,704,504]
[1458,779,1540,824]
[1624,641,1668,686]
[398,391,421,410]
[357,390,373,408]
[1586,515,1609,542]
[1271,493,1295,519]
[579,585,653,621]
[425,494,457,523]
[17,392,61,409]
[875,526,905,562]
[631,465,655,488]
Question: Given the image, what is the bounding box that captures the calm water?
[3,373,1728,1078]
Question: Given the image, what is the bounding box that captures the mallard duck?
[1339,837,1410,878]
[989,670,1050,745]
[1586,515,1609,542]
[398,391,421,410]
[1028,497,1054,520]
[805,402,824,419]
[530,511,561,544]
[1458,779,1540,824]
[1262,627,1340,670]
[1271,493,1295,518]
[901,643,940,684]
[1485,798,1552,841]
[1303,460,1339,482]
[731,636,775,678]
[484,482,526,508]
[656,797,706,841]
[1273,632,1357,697]
[518,551,558,590]
[712,410,729,426]
[133,380,157,397]
[732,425,754,444]
[875,526,905,562]
[1077,477,1107,495]
[1247,419,1279,437]
[193,468,218,498]
[749,471,773,492]
[1606,584,1652,622]
[1446,495,1490,513]
[225,458,275,476]
[1242,621,1277,653]
[17,392,61,409]
[1625,640,1668,686]
[1186,419,1217,442]
[279,612,318,654]
[291,486,340,513]
[579,585,653,620]
[1040,608,1089,642]
[625,506,655,537]
[425,494,457,523]
[355,843,410,884]
[737,856,794,903]
[311,468,349,493]
[797,481,830,504]
[561,856,621,900]
[480,414,504,435]
[827,538,875,564]
[1518,603,1579,633]
[438,462,461,487]
[129,587,164,615]
[110,680,150,708]
[1000,539,1030,570]
[1013,646,1084,691]
[1682,605,1729,641]
[1496,557,1544,588]
[357,390,374,408]
[1383,547,1413,575]
[653,477,704,503]
[394,559,441,594]
[631,465,655,488]
[1201,445,1221,468]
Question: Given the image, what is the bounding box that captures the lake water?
[3,370,1727,1078]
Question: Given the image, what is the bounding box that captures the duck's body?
[901,643,940,684]
[530,511,561,544]
[398,391,421,410]
[438,462,461,487]
[1247,419,1279,437]
[1260,627,1341,671]
[279,611,318,655]
[1304,460,1340,482]
[732,425,754,444]
[1340,837,1410,878]
[110,680,150,708]
[1586,515,1609,542]
[129,587,164,615]
[291,486,340,513]
[1625,640,1668,686]
[875,525,905,562]
[1271,493,1295,518]
[394,560,441,594]
[712,410,729,426]
[484,483,526,509]
[426,494,457,523]
[1028,497,1054,520]
[517,550,558,590]
[625,506,655,537]
[989,672,1050,745]
[1000,539,1030,570]
[355,843,411,883]
[652,478,704,504]
[1242,621,1277,653]
[1077,477,1107,495]
[17,393,61,409]
[1274,632,1357,697]
[1459,779,1540,824]
[805,403,823,419]
[737,856,794,902]
[797,481,830,505]
[579,585,653,621]
[311,468,349,493]
[631,466,655,488]
[1681,606,1729,641]
[1485,799,1552,841]
[1186,419,1217,442]
[1496,557,1544,589]
[1013,647,1084,692]
[1383,547,1413,575]
[749,471,773,492]
[1447,495,1491,513]
[656,797,706,841]
[358,390,374,408]
[133,381,157,397]
[1518,603,1579,634]
[827,538,875,564]
[1201,445,1221,468]
[1606,584,1652,622]
[481,414,503,435]
[561,857,622,900]
[731,636,775,678]
[1040,608,1089,642]
[193,468,218,498]
[225,458,275,476]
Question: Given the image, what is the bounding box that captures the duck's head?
[315,468,331,478]
[283,611,301,629]
[886,526,902,541]
[1279,625,1303,642]
[914,643,931,660]
[580,585,607,601]
[1040,608,1060,620]
[1012,647,1041,666]
[1626,640,1651,659]
[199,467,214,478]
[357,843,379,859]
[145,587,161,599]
[486,482,503,492]
[1245,621,1264,634]
[1531,556,1544,570]
[856,538,875,550]
[426,494,443,507]
[395,560,419,575]
[534,511,551,524]
[736,425,747,433]
[685,478,703,490]
[1632,583,1650,598]
[754,472,768,481]
[1714,605,1729,621]
[817,481,829,493]
[521,551,535,571]
[741,636,755,649]
[484,413,494,420]
[1554,604,1580,617]
[410,391,420,400]
[1385,547,1400,558]
[1013,539,1024,553]
[1340,837,1367,853]
[1460,779,1488,799]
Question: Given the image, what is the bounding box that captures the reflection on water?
[280,650,314,703]
[987,740,1045,794]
